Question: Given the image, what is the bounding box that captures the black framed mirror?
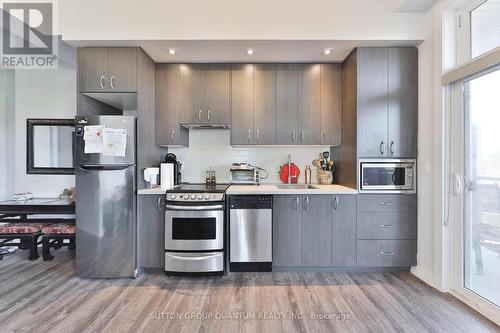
[27,119,75,175]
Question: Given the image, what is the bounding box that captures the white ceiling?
[67,39,421,63]
[395,0,438,12]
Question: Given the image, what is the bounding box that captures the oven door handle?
[165,204,223,211]
[169,253,221,261]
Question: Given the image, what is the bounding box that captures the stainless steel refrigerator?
[75,115,137,278]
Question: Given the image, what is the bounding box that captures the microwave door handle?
[392,172,396,185]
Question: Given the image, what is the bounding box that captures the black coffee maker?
[164,153,182,185]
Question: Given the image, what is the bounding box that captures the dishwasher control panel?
[229,195,272,209]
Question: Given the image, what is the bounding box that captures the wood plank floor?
[0,249,498,333]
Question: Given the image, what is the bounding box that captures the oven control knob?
[190,194,196,200]
[204,194,210,200]
[170,194,176,200]
[184,196,189,200]
[197,194,203,200]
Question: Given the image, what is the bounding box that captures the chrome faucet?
[287,154,292,183]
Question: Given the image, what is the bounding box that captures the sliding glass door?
[461,67,500,307]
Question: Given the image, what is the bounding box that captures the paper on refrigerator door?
[83,125,104,154]
[102,128,128,157]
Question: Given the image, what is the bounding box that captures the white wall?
[169,130,330,184]
[12,42,77,197]
[0,70,15,201]
[57,0,426,41]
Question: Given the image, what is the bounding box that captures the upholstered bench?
[0,223,49,260]
[41,224,76,261]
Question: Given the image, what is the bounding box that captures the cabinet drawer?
[357,212,416,240]
[357,240,416,267]
[357,194,416,213]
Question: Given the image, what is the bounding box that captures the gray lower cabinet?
[302,195,332,266]
[332,195,357,266]
[357,194,417,267]
[155,64,189,146]
[357,240,417,267]
[273,195,303,266]
[138,195,165,269]
[273,194,356,268]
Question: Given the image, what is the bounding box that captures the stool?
[41,224,76,261]
[0,223,48,260]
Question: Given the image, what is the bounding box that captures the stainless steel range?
[164,184,229,275]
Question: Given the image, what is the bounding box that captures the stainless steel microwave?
[359,159,416,193]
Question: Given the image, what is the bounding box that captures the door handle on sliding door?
[453,174,461,195]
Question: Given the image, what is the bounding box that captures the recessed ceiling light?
[168,48,176,55]
[323,48,332,55]
[247,48,255,55]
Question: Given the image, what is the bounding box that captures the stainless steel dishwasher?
[229,195,272,272]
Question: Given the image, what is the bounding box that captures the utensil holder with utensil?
[317,170,334,185]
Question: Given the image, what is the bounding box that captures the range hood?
[182,123,230,129]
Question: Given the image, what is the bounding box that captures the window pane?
[464,68,500,306]
[471,0,500,58]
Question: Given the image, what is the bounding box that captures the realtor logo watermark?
[1,1,58,68]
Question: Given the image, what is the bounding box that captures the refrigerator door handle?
[79,165,131,171]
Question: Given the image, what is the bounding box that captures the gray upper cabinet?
[299,65,322,145]
[253,64,276,145]
[179,64,203,123]
[276,64,300,145]
[107,48,138,92]
[231,64,254,144]
[78,47,138,93]
[356,47,418,158]
[387,48,418,158]
[179,64,230,125]
[155,64,189,147]
[357,48,389,157]
[204,64,230,123]
[273,195,303,266]
[320,64,342,146]
[302,195,332,266]
[332,195,357,266]
[231,64,276,145]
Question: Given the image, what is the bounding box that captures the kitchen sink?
[275,184,319,190]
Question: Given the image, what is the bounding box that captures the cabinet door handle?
[99,75,105,90]
[300,130,304,142]
[304,196,309,210]
[380,201,393,206]
[380,224,393,228]
[256,129,260,143]
[334,196,339,210]
[110,75,116,90]
[322,130,327,144]
[292,130,296,142]
[380,141,385,155]
[157,196,163,211]
[207,110,211,121]
[171,130,175,143]
[390,141,394,155]
[198,109,202,121]
[248,129,252,143]
[295,196,299,210]
[380,251,395,256]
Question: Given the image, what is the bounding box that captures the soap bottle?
[305,165,312,184]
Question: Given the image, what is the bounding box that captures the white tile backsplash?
[168,129,330,184]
